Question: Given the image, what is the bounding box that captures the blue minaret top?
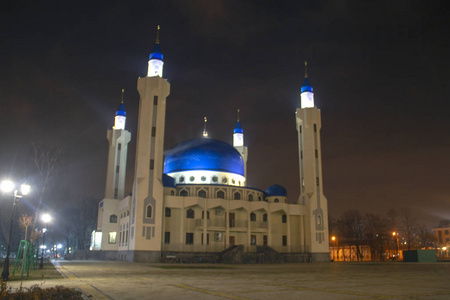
[234,109,243,133]
[116,89,126,117]
[149,25,163,61]
[301,62,313,93]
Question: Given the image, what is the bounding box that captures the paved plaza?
[6,260,450,299]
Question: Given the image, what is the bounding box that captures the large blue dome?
[265,184,287,197]
[164,138,244,176]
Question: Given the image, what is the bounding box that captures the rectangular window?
[154,96,158,105]
[116,166,120,173]
[316,177,320,186]
[214,232,222,242]
[314,124,317,132]
[165,207,171,217]
[251,235,256,245]
[164,232,170,244]
[315,149,318,158]
[114,188,118,198]
[282,235,287,246]
[201,233,210,245]
[299,126,302,133]
[186,233,194,245]
[108,232,117,244]
[445,230,449,235]
[152,126,156,137]
[118,143,122,150]
[263,235,268,246]
[300,151,303,159]
[149,159,154,170]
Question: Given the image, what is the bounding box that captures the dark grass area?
[0,260,62,281]
[154,265,233,270]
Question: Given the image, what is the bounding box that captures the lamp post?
[39,213,51,269]
[1,180,31,281]
[392,232,399,261]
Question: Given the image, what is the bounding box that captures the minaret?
[233,109,248,184]
[129,25,170,261]
[104,89,131,199]
[295,62,329,260]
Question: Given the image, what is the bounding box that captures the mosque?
[91,28,330,263]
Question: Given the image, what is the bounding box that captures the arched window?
[180,190,188,196]
[317,214,322,226]
[282,214,287,223]
[165,207,171,217]
[217,190,225,199]
[186,208,194,219]
[274,198,279,203]
[248,194,253,202]
[170,190,175,196]
[263,213,268,222]
[234,192,241,200]
[250,213,256,222]
[258,196,262,201]
[198,190,206,198]
[146,205,153,218]
[110,214,117,223]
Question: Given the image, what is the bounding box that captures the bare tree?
[338,210,365,261]
[365,213,388,261]
[399,207,418,251]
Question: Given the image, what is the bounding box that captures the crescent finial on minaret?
[156,25,160,44]
[203,117,208,137]
[121,89,124,103]
[304,61,308,78]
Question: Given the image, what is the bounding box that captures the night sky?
[1,1,449,226]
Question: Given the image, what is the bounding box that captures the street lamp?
[331,236,338,261]
[392,232,399,261]
[1,180,31,281]
[39,213,51,269]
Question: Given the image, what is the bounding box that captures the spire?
[203,117,208,137]
[304,61,308,78]
[116,89,126,117]
[234,109,243,134]
[155,25,160,44]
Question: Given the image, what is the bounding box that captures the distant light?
[57,244,62,249]
[41,213,51,223]
[20,184,31,195]
[331,236,336,241]
[1,180,15,193]
[443,247,447,251]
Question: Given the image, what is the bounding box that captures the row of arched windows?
[177,189,264,201]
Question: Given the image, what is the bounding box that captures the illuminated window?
[186,233,194,245]
[110,215,117,223]
[165,207,171,217]
[234,192,241,200]
[146,205,153,218]
[198,190,206,198]
[108,232,117,244]
[186,208,194,219]
[251,235,256,245]
[250,213,256,222]
[217,190,225,199]
[282,214,287,223]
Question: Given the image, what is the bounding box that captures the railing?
[229,220,248,228]
[163,243,226,252]
[250,221,268,229]
[194,219,227,228]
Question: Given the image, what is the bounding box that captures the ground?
[5,260,450,299]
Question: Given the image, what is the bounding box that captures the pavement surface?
[5,260,450,299]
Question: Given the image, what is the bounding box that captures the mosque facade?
[92,28,330,263]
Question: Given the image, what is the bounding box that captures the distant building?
[432,220,450,258]
[91,27,330,263]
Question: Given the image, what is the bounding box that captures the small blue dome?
[149,43,163,61]
[265,184,287,197]
[234,121,243,134]
[301,77,313,93]
[162,173,176,188]
[164,138,244,176]
[116,102,126,116]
